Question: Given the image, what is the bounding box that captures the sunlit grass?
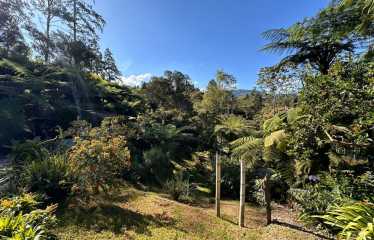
[54,187,321,240]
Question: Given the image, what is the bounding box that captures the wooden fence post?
[238,159,246,227]
[215,150,221,218]
[264,175,271,225]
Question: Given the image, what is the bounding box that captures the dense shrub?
[10,139,48,166]
[288,171,374,224]
[68,120,131,195]
[22,155,73,203]
[143,147,173,184]
[164,173,189,201]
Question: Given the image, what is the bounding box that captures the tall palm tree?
[261,9,355,74]
[230,112,292,227]
[214,115,249,218]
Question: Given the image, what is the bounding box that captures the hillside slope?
[55,188,325,240]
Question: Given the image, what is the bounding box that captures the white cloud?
[118,73,152,87]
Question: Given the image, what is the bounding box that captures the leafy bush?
[143,147,173,184]
[0,194,57,240]
[289,171,374,224]
[10,139,48,166]
[289,185,346,223]
[0,193,39,215]
[0,60,26,76]
[164,173,189,201]
[22,155,73,203]
[68,121,131,195]
[316,202,374,240]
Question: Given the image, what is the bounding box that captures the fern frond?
[264,130,287,148]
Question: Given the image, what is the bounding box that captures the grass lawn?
[54,187,325,240]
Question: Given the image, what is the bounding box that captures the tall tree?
[32,0,64,62]
[214,115,247,217]
[142,71,195,112]
[231,136,262,226]
[215,115,252,224]
[102,48,120,82]
[63,0,105,65]
[65,0,105,43]
[0,0,28,57]
[196,70,236,115]
[197,70,237,218]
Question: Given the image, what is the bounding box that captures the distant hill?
[232,89,251,97]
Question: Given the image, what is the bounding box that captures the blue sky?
[96,0,330,89]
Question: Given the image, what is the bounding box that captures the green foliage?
[143,147,172,183]
[68,118,131,195]
[289,171,374,225]
[214,115,250,138]
[289,184,347,224]
[0,193,39,215]
[0,194,57,240]
[0,59,28,76]
[0,98,26,149]
[263,114,285,135]
[22,155,73,202]
[339,0,374,35]
[141,71,196,113]
[195,71,236,116]
[316,202,374,240]
[10,140,48,166]
[261,6,357,74]
[230,137,262,167]
[164,172,189,201]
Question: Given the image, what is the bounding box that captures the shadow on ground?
[58,202,176,236]
[272,220,333,240]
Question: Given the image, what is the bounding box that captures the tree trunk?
[45,1,52,63]
[239,159,246,227]
[215,149,221,218]
[72,0,77,66]
[264,175,271,225]
[45,18,50,63]
[73,0,77,42]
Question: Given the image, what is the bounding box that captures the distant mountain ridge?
[232,89,251,97]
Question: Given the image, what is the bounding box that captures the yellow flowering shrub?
[68,120,131,195]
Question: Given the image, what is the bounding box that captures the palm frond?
[214,115,250,136]
[264,130,287,148]
[261,29,290,42]
[230,137,262,167]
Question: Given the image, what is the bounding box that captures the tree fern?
[214,115,251,137]
[230,136,262,167]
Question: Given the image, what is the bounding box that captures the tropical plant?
[262,7,355,74]
[22,154,73,202]
[0,193,39,215]
[9,139,49,166]
[0,194,57,240]
[287,170,372,223]
[339,0,374,35]
[164,172,189,201]
[316,202,374,240]
[214,114,250,220]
